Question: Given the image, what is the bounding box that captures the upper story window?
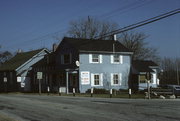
[64,54,70,64]
[3,72,6,77]
[61,54,72,64]
[113,55,120,63]
[92,54,99,62]
[111,54,123,64]
[89,54,102,63]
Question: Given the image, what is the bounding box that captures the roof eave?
[15,49,49,72]
[79,50,133,54]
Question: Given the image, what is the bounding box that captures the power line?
[96,8,180,39]
[100,0,154,20]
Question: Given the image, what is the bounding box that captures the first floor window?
[94,74,100,85]
[91,73,103,86]
[113,74,119,84]
[111,73,122,85]
[139,75,146,83]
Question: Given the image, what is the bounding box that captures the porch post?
[66,71,69,94]
[138,74,140,89]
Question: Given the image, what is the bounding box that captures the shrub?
[86,88,109,94]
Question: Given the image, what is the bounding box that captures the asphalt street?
[0,94,179,121]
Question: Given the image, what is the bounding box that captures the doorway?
[69,73,79,93]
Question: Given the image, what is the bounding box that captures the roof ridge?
[62,37,132,53]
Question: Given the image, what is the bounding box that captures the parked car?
[167,85,180,97]
[159,85,180,97]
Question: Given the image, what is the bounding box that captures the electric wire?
[95,8,180,39]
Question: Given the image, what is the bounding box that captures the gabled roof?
[132,60,158,73]
[0,49,47,71]
[59,37,132,53]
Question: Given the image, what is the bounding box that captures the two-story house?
[53,37,133,93]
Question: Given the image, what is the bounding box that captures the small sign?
[4,77,7,82]
[37,72,43,79]
[17,77,21,82]
[21,82,25,88]
[81,71,90,85]
[129,89,132,95]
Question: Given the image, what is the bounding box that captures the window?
[64,54,70,64]
[113,55,120,63]
[91,73,103,86]
[89,54,102,63]
[94,74,100,85]
[139,75,146,83]
[61,54,71,64]
[111,73,122,85]
[3,72,6,77]
[92,54,99,62]
[111,55,123,64]
[113,74,119,84]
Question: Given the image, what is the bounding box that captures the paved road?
[0,94,179,121]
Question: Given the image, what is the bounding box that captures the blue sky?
[0,0,179,58]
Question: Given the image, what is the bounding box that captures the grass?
[0,92,145,99]
[48,93,145,99]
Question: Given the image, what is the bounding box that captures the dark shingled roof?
[132,60,158,73]
[61,37,132,53]
[0,49,44,71]
[32,52,55,67]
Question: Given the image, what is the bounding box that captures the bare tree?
[0,46,12,64]
[67,16,118,39]
[119,31,159,62]
[67,17,159,62]
[160,57,180,85]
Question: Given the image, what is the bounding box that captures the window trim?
[89,54,102,64]
[111,55,123,64]
[111,73,122,86]
[91,73,103,86]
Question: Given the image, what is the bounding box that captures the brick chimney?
[17,49,22,54]
[52,43,58,52]
[113,34,117,41]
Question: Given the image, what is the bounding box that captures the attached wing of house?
[132,60,159,90]
[0,48,49,92]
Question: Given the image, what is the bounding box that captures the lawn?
[54,93,145,99]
